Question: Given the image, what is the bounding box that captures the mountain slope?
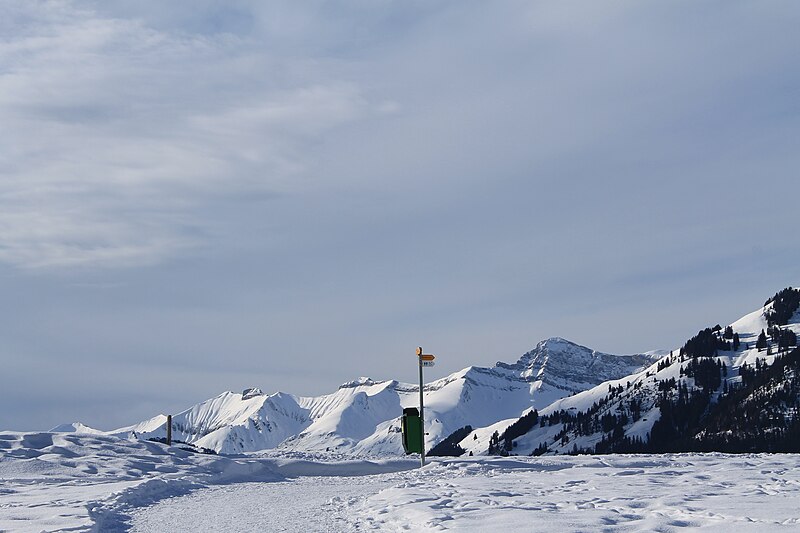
[466,287,800,457]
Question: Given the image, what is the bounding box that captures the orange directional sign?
[420,354,435,361]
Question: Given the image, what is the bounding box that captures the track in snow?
[128,475,402,532]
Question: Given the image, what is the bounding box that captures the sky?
[2,0,799,431]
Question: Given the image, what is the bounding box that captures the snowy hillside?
[103,338,656,455]
[464,288,800,457]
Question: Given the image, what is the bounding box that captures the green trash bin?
[401,407,423,454]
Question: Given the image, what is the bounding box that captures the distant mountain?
[50,422,105,435]
[104,339,656,455]
[496,337,660,397]
[464,287,800,457]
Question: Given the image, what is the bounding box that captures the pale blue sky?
[2,1,799,430]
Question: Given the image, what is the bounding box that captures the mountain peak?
[242,387,265,399]
[495,337,655,391]
[498,337,588,370]
[339,377,387,389]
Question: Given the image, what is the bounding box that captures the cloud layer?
[1,1,385,268]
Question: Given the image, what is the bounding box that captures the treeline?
[482,287,800,457]
[680,357,726,393]
[428,425,473,457]
[527,386,641,454]
[681,327,732,358]
[586,347,800,454]
[663,346,800,452]
[765,287,800,326]
[488,409,539,455]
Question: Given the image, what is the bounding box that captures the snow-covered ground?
[0,431,414,532]
[2,431,800,532]
[131,454,800,532]
[348,454,800,531]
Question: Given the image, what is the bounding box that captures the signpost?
[415,347,436,467]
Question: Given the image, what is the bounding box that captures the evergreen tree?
[764,288,800,326]
[488,431,502,455]
[429,426,472,457]
[756,330,768,351]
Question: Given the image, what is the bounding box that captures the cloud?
[0,0,379,269]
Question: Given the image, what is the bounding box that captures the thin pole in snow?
[418,347,425,467]
[166,414,172,446]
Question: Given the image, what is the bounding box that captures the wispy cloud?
[0,1,378,268]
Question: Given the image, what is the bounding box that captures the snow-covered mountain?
[496,337,661,397]
[108,338,657,455]
[55,287,800,457]
[461,287,800,457]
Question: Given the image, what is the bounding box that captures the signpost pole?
[418,347,425,467]
[414,348,436,467]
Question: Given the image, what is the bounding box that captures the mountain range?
[57,287,800,457]
[68,339,657,455]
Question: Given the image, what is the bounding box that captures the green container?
[401,407,423,454]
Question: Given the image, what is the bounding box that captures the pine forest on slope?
[467,287,800,457]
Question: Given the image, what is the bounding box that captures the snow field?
[348,455,800,532]
[126,454,800,532]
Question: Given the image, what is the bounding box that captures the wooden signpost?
[416,347,436,466]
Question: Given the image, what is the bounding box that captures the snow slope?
[464,298,800,457]
[109,338,656,455]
